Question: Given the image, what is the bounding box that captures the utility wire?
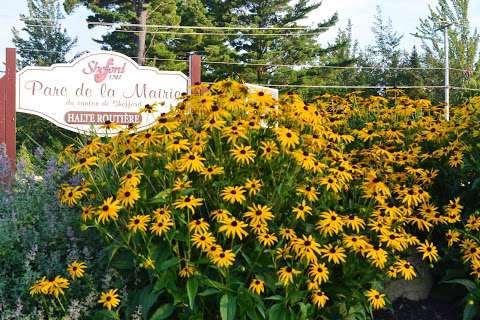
[14,49,473,73]
[86,21,319,31]
[111,29,322,36]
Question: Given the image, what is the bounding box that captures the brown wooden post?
[0,48,16,172]
[189,53,204,95]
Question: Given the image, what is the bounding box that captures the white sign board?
[245,83,279,99]
[16,51,189,135]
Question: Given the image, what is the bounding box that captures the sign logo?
[82,58,127,83]
[16,51,189,136]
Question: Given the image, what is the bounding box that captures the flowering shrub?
[42,81,480,319]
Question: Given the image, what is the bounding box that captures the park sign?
[16,51,189,136]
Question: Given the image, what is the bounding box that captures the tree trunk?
[135,0,147,66]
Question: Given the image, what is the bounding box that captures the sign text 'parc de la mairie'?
[16,51,189,136]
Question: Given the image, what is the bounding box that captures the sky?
[1,0,480,66]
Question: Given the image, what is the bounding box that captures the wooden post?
[189,53,204,95]
[0,48,16,172]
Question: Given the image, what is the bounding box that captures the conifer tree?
[12,0,77,68]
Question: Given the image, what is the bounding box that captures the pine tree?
[12,0,77,68]
[12,0,78,149]
[414,0,480,102]
[64,0,231,72]
[203,0,350,87]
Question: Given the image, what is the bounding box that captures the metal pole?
[444,25,450,121]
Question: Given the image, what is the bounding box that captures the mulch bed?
[374,298,461,320]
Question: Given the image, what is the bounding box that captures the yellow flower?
[292,200,312,221]
[97,197,122,224]
[296,185,319,202]
[320,244,347,264]
[211,249,236,268]
[117,185,140,208]
[220,186,247,204]
[151,216,174,236]
[366,289,386,310]
[69,156,97,174]
[394,259,416,280]
[230,144,256,165]
[188,218,210,234]
[120,168,143,187]
[180,152,206,172]
[308,263,329,285]
[243,204,274,225]
[218,217,249,240]
[98,289,121,310]
[127,215,151,233]
[257,232,278,248]
[249,278,265,295]
[200,166,224,180]
[417,240,439,263]
[29,277,49,296]
[244,178,263,196]
[179,264,196,278]
[191,231,216,251]
[277,266,300,286]
[173,195,203,213]
[276,127,300,149]
[48,276,70,298]
[67,261,87,279]
[311,290,329,308]
[260,140,279,160]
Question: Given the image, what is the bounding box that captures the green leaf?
[187,277,199,310]
[109,250,135,270]
[464,302,478,320]
[156,257,179,272]
[268,303,288,320]
[220,294,237,320]
[198,288,220,296]
[443,279,477,292]
[150,189,172,203]
[92,310,116,320]
[265,295,283,301]
[150,303,175,320]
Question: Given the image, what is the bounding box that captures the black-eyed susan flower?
[211,249,235,268]
[117,185,140,208]
[69,156,97,174]
[150,216,174,236]
[249,279,265,295]
[179,264,196,278]
[220,186,246,204]
[308,262,329,285]
[292,235,322,263]
[127,215,151,233]
[257,232,278,248]
[260,140,279,160]
[218,217,249,240]
[120,168,143,187]
[191,231,216,251]
[244,178,263,196]
[48,276,70,298]
[417,240,439,263]
[366,289,386,310]
[97,197,122,224]
[311,290,329,308]
[230,144,256,165]
[180,152,206,172]
[67,261,87,279]
[394,259,416,280]
[276,127,300,149]
[320,244,347,264]
[292,200,312,221]
[173,195,203,213]
[188,218,210,234]
[200,166,224,180]
[29,277,49,296]
[243,204,273,225]
[319,175,342,193]
[296,185,319,202]
[277,266,300,286]
[98,289,121,310]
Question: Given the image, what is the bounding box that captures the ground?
[374,298,462,320]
